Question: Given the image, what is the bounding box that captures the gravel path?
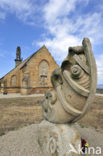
[0,124,42,156]
[0,124,103,156]
[75,124,103,156]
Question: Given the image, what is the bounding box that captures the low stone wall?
[0,87,20,94]
[0,87,53,95]
[30,87,53,94]
[96,88,103,94]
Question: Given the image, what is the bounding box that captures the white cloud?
[38,0,103,52]
[37,35,81,63]
[38,0,103,51]
[96,55,103,84]
[35,0,103,83]
[0,0,102,83]
[0,0,35,23]
[44,0,78,24]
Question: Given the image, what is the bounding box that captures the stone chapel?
[0,46,58,95]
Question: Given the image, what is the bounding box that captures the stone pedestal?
[38,120,82,156]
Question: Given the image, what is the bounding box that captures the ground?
[0,94,103,156]
[0,94,103,135]
[0,96,43,135]
[78,94,103,131]
[0,124,103,156]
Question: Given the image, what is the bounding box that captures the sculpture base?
[38,120,83,156]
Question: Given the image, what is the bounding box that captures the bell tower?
[15,46,22,67]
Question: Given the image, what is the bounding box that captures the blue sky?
[0,0,103,84]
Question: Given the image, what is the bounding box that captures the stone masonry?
[0,46,58,95]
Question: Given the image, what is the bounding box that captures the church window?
[39,60,49,85]
[11,75,16,87]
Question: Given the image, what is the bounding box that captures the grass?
[78,95,103,131]
[0,95,103,135]
[0,97,44,135]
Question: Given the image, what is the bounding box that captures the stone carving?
[38,38,97,156]
[42,38,97,124]
[38,120,81,156]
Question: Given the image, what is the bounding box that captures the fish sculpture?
[42,38,97,123]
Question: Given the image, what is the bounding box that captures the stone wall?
[96,88,103,94]
[0,46,58,94]
[24,46,58,90]
[30,87,53,94]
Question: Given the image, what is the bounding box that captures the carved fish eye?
[70,65,82,79]
[45,92,52,99]
[45,91,57,105]
[54,75,63,85]
[50,91,57,105]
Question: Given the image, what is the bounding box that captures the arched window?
[39,60,49,85]
[11,75,16,87]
